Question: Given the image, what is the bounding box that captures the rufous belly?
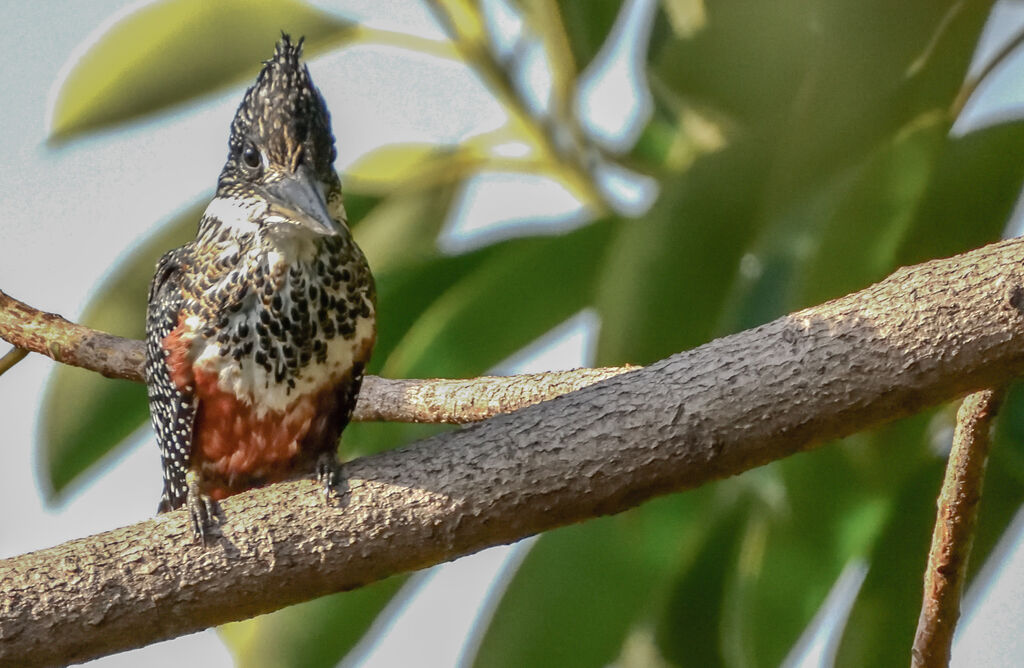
[162,319,357,500]
[190,365,336,499]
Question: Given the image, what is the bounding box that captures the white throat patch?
[203,195,266,236]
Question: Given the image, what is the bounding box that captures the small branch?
[424,0,608,210]
[0,346,28,377]
[6,236,1024,665]
[951,24,1024,117]
[357,367,636,423]
[0,289,635,424]
[911,388,1004,668]
[0,290,144,382]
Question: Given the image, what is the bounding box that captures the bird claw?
[316,452,343,504]
[186,471,218,544]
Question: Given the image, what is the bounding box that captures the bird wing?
[145,249,197,513]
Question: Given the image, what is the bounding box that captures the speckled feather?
[146,250,196,511]
[145,36,375,522]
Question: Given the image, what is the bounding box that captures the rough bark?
[911,389,1003,668]
[355,367,637,423]
[4,237,1024,666]
[0,290,144,381]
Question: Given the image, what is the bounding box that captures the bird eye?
[242,142,261,171]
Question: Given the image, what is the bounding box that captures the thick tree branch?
[0,289,635,424]
[911,388,1003,668]
[5,236,1024,665]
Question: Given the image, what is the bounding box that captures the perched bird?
[145,35,375,540]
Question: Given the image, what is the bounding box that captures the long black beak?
[264,165,339,236]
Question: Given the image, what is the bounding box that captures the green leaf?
[553,0,624,72]
[345,144,460,194]
[352,182,459,278]
[40,201,203,496]
[48,0,354,141]
[343,189,514,459]
[349,219,615,462]
[384,220,612,379]
[989,382,1024,489]
[712,174,847,333]
[222,576,408,668]
[759,0,991,201]
[651,0,992,214]
[835,462,944,668]
[729,419,930,668]
[725,485,849,666]
[337,191,383,235]
[796,116,1024,309]
[636,1,993,346]
[895,119,1024,266]
[370,245,490,377]
[720,114,1014,333]
[342,243,499,459]
[796,113,947,305]
[655,503,747,668]
[652,1,818,126]
[471,490,715,668]
[595,139,769,365]
[652,413,932,668]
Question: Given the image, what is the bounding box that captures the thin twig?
[0,289,635,424]
[951,24,1024,117]
[0,290,144,381]
[0,346,28,377]
[911,388,1005,668]
[424,0,607,208]
[907,1,965,79]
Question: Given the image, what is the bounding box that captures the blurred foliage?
[36,0,1024,665]
[47,0,356,141]
[39,200,203,495]
[220,575,409,668]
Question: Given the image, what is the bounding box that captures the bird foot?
[186,470,219,544]
[316,452,344,505]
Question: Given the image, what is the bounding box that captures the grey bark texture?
[912,388,1003,667]
[4,236,1024,666]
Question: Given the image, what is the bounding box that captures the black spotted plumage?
[146,250,196,513]
[145,35,376,542]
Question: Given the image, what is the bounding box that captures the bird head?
[211,35,343,238]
